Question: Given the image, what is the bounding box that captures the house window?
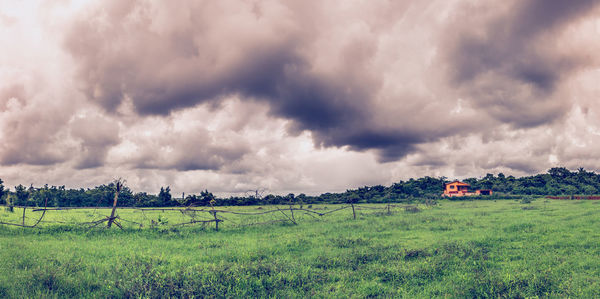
[450,185,455,189]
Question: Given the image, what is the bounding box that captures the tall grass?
[0,200,599,297]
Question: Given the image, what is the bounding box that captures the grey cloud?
[478,155,544,174]
[63,0,427,162]
[122,124,250,172]
[6,0,600,195]
[70,115,121,169]
[503,160,541,174]
[409,155,447,168]
[0,110,72,166]
[168,145,247,172]
[324,128,422,163]
[60,0,600,169]
[158,136,249,172]
[445,0,599,127]
[0,80,76,166]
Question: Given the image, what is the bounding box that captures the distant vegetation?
[1,167,600,207]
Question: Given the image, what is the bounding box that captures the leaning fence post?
[351,204,356,220]
[209,200,219,231]
[289,205,296,223]
[212,210,219,231]
[107,179,123,228]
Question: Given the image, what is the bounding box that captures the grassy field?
[0,199,599,298]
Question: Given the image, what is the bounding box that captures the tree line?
[1,167,599,207]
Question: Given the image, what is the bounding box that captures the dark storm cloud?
[61,0,600,166]
[445,0,599,127]
[323,129,422,163]
[6,0,600,194]
[63,0,422,161]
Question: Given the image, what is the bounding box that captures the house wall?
[444,183,470,195]
[443,182,491,197]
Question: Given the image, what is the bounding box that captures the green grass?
[1,200,600,298]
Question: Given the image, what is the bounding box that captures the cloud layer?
[1,0,600,194]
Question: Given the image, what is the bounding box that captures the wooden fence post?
[351,204,356,220]
[22,206,26,226]
[289,205,296,223]
[107,180,122,228]
[212,210,219,231]
[387,204,391,215]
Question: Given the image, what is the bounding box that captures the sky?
[1,0,600,196]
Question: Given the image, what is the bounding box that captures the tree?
[14,184,29,206]
[159,186,171,203]
[183,190,215,206]
[285,193,295,205]
[0,178,6,204]
[548,167,571,179]
[133,192,157,207]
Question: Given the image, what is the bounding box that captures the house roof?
[445,180,470,186]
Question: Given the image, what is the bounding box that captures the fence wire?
[0,203,423,231]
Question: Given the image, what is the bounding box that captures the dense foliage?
[1,167,600,207]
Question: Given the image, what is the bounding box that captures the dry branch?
[112,219,123,230]
[0,198,48,228]
[319,206,350,215]
[172,219,221,226]
[0,221,35,227]
[278,209,297,225]
[301,211,320,219]
[29,198,48,228]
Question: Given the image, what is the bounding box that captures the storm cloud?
[63,0,444,160]
[444,0,600,127]
[1,0,600,194]
[0,78,76,166]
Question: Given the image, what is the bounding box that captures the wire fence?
[0,203,427,231]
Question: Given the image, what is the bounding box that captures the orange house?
[443,181,472,197]
[443,181,493,197]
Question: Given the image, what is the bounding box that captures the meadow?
[0,199,599,298]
